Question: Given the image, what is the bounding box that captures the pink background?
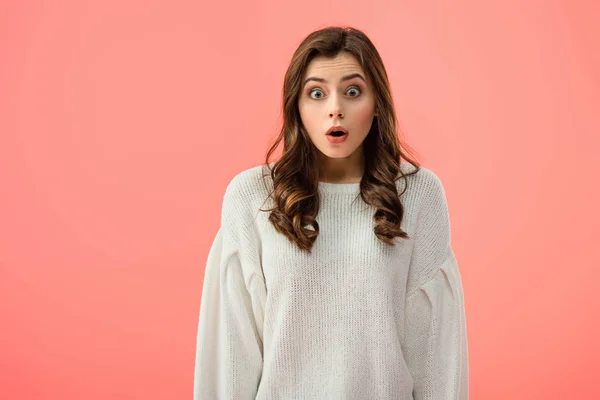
[1,0,599,398]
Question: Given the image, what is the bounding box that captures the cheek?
[298,104,319,132]
[354,101,375,121]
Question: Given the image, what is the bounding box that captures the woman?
[193,26,468,399]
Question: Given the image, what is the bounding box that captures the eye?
[347,87,361,97]
[309,89,324,99]
[308,86,362,99]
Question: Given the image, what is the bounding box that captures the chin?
[320,149,354,159]
[325,152,351,159]
[314,141,358,159]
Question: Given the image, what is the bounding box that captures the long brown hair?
[260,26,421,254]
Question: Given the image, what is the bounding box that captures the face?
[298,52,377,170]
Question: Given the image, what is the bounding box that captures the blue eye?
[309,89,324,99]
[347,87,360,97]
[309,86,361,99]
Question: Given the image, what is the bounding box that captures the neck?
[317,146,364,184]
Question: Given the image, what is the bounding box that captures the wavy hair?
[260,26,421,254]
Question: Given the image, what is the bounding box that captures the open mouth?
[329,130,347,137]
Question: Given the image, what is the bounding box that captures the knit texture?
[193,162,468,400]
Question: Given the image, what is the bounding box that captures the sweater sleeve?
[403,171,469,400]
[193,178,267,399]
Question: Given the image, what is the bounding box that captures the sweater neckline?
[318,180,361,194]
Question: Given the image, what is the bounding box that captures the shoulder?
[221,164,272,221]
[224,164,271,200]
[397,162,446,202]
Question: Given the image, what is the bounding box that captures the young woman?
[194,26,468,400]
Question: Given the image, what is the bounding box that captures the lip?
[326,125,349,136]
[326,133,348,144]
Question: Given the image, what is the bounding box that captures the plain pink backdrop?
[1,0,599,398]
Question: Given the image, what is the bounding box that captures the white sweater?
[193,163,469,400]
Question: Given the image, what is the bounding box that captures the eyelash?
[308,86,361,99]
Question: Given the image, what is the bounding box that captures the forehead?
[303,53,364,78]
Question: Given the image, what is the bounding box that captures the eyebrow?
[302,73,366,87]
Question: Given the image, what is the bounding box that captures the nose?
[330,110,344,118]
[329,94,344,118]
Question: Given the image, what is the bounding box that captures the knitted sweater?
[193,162,469,400]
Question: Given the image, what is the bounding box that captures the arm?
[403,171,469,400]
[193,179,267,399]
